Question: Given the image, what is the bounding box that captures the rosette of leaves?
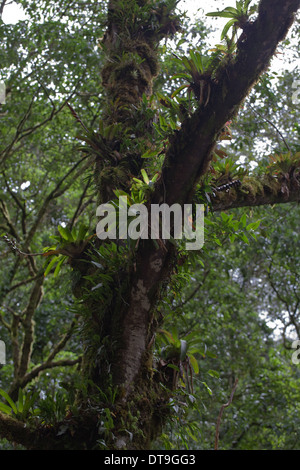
[267,152,300,199]
[43,224,93,276]
[206,0,257,41]
[0,388,38,421]
[157,328,203,392]
[171,49,226,107]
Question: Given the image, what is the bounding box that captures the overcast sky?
[1,0,243,55]
[2,0,233,25]
[1,1,295,73]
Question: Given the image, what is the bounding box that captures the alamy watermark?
[0,340,6,365]
[96,197,204,250]
[292,80,300,105]
[0,81,5,105]
[291,339,300,365]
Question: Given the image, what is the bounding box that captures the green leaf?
[181,55,193,71]
[151,173,159,183]
[159,328,175,343]
[223,6,241,14]
[17,388,24,414]
[240,213,247,227]
[53,255,67,277]
[0,402,12,415]
[208,369,220,379]
[167,364,180,372]
[246,220,261,231]
[44,255,60,277]
[214,237,222,246]
[171,84,189,98]
[76,224,89,242]
[190,50,203,73]
[0,388,17,415]
[141,169,149,184]
[221,18,237,40]
[241,233,249,244]
[221,212,229,222]
[206,351,217,359]
[23,391,37,416]
[58,225,74,242]
[185,427,198,442]
[201,381,212,395]
[206,9,239,19]
[189,354,199,374]
[141,149,157,159]
[171,72,191,81]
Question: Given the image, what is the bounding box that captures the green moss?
[240,176,265,198]
[262,174,281,195]
[101,37,159,106]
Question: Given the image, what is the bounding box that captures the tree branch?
[17,357,81,391]
[9,320,79,395]
[214,378,239,450]
[0,412,37,449]
[24,154,91,249]
[0,199,20,241]
[210,173,300,212]
[17,276,44,379]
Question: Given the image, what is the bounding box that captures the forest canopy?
[0,0,299,451]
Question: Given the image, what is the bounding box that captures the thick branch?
[210,174,300,212]
[8,320,78,396]
[18,357,81,391]
[0,411,68,450]
[0,412,37,449]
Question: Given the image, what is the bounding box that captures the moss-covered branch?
[0,412,37,449]
[210,173,300,211]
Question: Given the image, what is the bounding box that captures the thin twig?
[214,378,239,450]
[69,176,92,230]
[1,234,45,257]
[179,269,210,308]
[250,105,291,152]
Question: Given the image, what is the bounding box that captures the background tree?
[0,0,299,450]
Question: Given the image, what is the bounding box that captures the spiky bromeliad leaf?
[0,388,17,415]
[221,18,238,40]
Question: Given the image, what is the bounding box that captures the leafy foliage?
[0,388,38,420]
[206,0,257,40]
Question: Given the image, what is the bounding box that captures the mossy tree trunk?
[71,0,300,451]
[72,0,183,450]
